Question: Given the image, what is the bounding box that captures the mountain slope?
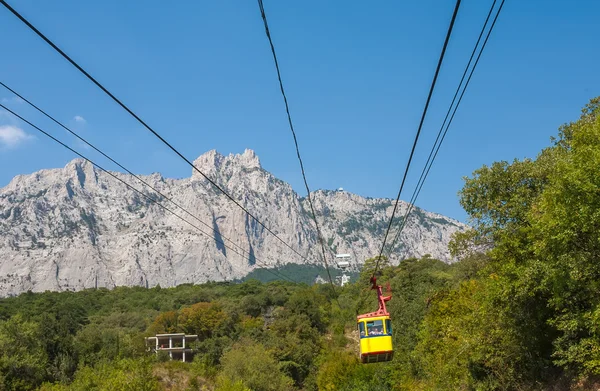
[0,149,466,296]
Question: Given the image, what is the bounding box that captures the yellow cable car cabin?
[357,277,393,363]
[357,315,393,363]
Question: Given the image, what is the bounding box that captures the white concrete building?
[145,333,198,362]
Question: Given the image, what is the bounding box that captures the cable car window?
[358,322,366,338]
[385,319,393,335]
[366,320,384,336]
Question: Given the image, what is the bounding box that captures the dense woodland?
[0,98,599,390]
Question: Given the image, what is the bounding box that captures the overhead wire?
[0,0,312,266]
[256,0,336,289]
[0,80,298,283]
[386,0,505,257]
[0,102,298,284]
[373,0,462,276]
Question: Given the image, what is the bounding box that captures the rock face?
[0,149,466,296]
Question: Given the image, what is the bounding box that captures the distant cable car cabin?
[356,276,393,363]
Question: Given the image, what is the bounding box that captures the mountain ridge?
[0,149,466,296]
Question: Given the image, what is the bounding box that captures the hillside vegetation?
[0,97,599,390]
[0,258,468,391]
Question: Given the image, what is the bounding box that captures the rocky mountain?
[0,149,467,296]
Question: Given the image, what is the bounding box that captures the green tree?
[0,314,48,390]
[58,358,159,391]
[441,97,600,387]
[215,379,251,391]
[414,279,532,390]
[382,258,452,382]
[316,350,390,391]
[178,302,227,339]
[317,351,360,390]
[149,310,179,334]
[266,312,321,387]
[528,97,600,375]
[285,288,329,332]
[217,340,293,391]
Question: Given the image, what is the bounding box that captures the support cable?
[0,102,297,284]
[373,0,462,276]
[0,0,311,265]
[0,80,297,282]
[387,0,505,256]
[256,0,336,289]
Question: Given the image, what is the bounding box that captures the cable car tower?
[335,254,351,287]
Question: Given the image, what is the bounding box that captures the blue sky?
[0,0,598,223]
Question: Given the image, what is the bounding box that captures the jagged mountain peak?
[192,149,261,179]
[238,148,261,168]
